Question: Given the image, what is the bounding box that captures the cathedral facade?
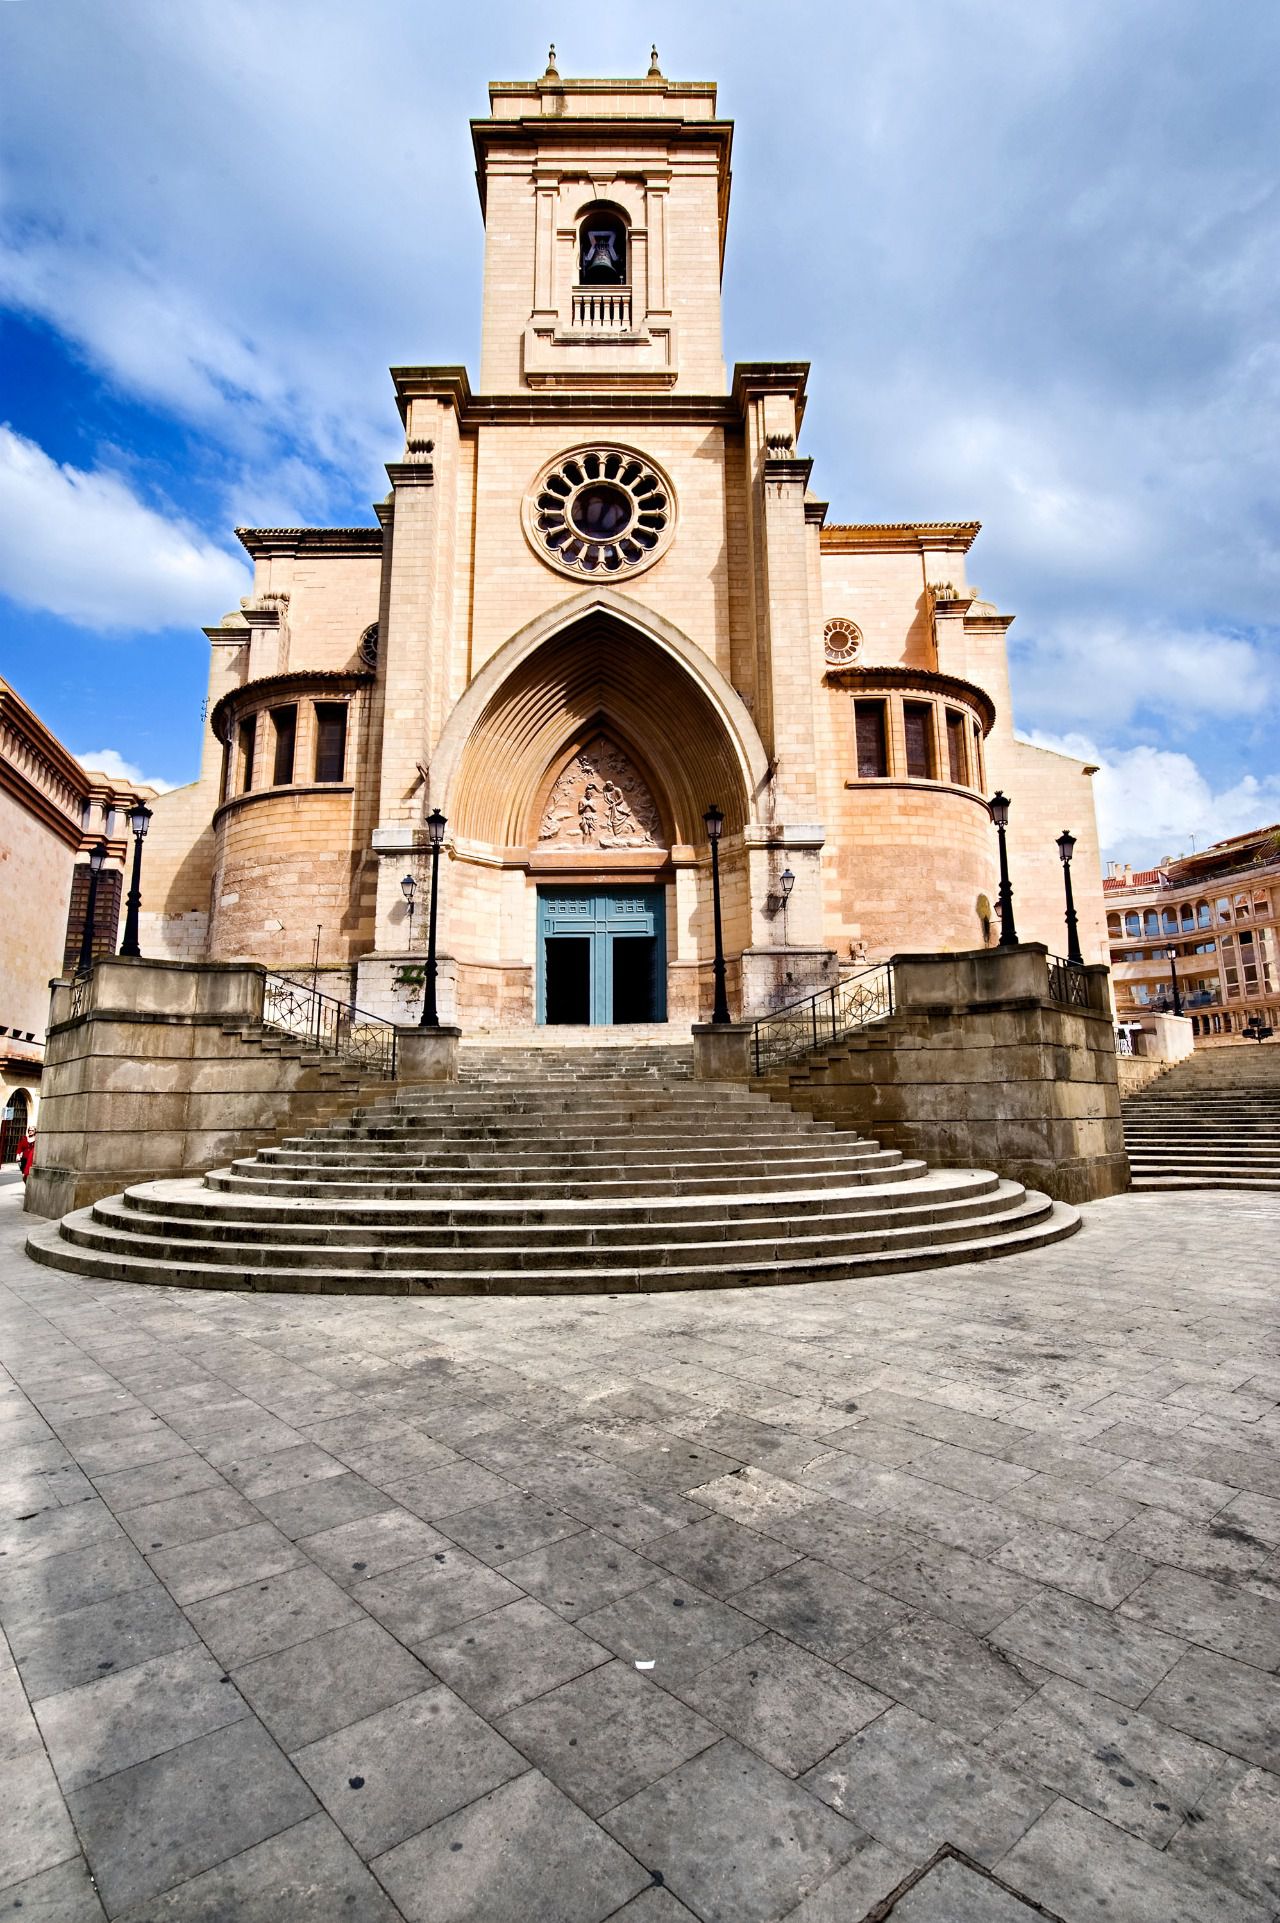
[140,59,1107,1032]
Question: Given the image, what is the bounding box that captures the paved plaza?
[1,1182,1279,1922]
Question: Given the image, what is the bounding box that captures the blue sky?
[1,0,1277,865]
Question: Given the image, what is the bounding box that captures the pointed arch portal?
[433,590,768,852]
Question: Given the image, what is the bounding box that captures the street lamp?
[400,872,416,950]
[778,866,795,949]
[76,841,108,977]
[1055,829,1083,966]
[988,791,1019,948]
[704,804,730,1025]
[1164,945,1184,1018]
[418,809,447,1029]
[118,802,153,959]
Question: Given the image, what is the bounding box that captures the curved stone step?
[27,1192,1078,1294]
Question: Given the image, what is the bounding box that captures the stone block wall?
[759,944,1127,1204]
[27,958,388,1218]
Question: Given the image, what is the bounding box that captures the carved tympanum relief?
[538,736,664,849]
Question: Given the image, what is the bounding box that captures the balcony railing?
[262,974,398,1078]
[1047,954,1091,1008]
[570,286,633,332]
[751,964,894,1076]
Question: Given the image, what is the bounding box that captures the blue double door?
[537,886,666,1025]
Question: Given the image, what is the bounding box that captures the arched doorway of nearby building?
[1,1089,30,1165]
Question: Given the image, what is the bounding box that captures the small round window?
[524,447,676,579]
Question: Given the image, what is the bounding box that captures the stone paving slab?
[2,1186,1280,1920]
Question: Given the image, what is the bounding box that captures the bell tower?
[473,49,732,393]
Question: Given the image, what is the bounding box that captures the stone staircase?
[27,1043,1080,1293]
[1122,1088,1280,1190]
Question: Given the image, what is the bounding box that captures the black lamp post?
[778,866,795,949]
[418,809,447,1029]
[988,790,1018,948]
[118,802,153,958]
[76,841,108,977]
[704,804,731,1024]
[400,873,416,950]
[1055,829,1083,965]
[1165,945,1184,1018]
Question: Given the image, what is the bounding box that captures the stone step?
[32,1052,1082,1294]
[87,1168,1005,1248]
[116,1169,983,1231]
[64,1182,1037,1273]
[27,1193,1078,1294]
[207,1152,917,1202]
[253,1139,886,1172]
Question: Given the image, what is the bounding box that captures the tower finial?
[543,43,559,78]
[647,44,662,78]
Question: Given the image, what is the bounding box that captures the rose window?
[824,617,863,666]
[525,447,675,579]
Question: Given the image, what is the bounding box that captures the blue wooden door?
[537,887,666,1024]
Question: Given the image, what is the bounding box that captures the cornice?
[0,682,87,796]
[821,522,982,555]
[234,527,384,560]
[390,366,737,429]
[209,669,374,743]
[822,663,997,733]
[0,754,84,849]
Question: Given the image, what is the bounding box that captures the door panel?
[537,888,666,1024]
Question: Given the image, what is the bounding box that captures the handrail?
[262,974,398,1078]
[751,963,894,1075]
[1047,954,1091,1009]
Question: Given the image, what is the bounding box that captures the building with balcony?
[1104,825,1280,1043]
[0,676,156,1154]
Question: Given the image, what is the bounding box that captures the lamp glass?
[779,867,795,898]
[87,841,106,875]
[1056,829,1075,864]
[988,791,1010,829]
[703,804,724,842]
[426,808,447,847]
[129,802,153,839]
[400,874,416,901]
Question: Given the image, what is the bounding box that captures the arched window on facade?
[1197,900,1211,927]
[1125,912,1141,937]
[1180,903,1194,930]
[1144,909,1160,937]
[1107,913,1122,938]
[1162,907,1178,934]
[579,207,628,285]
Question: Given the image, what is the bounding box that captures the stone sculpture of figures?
[539,736,662,849]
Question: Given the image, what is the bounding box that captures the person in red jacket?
[16,1129,35,1181]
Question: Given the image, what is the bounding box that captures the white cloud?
[0,426,249,630]
[1010,616,1278,731]
[1023,728,1280,866]
[73,749,175,795]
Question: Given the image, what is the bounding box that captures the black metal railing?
[262,974,398,1077]
[1048,954,1091,1008]
[751,963,894,1075]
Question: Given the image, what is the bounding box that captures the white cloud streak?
[1024,728,1280,866]
[0,427,249,631]
[73,748,175,794]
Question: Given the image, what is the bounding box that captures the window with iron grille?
[903,701,935,780]
[945,709,968,785]
[271,706,297,786]
[854,700,888,778]
[314,703,348,783]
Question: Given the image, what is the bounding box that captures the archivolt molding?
[430,589,770,851]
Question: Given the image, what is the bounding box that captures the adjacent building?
[1104,825,1280,1042]
[115,58,1108,1031]
[0,676,153,1151]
